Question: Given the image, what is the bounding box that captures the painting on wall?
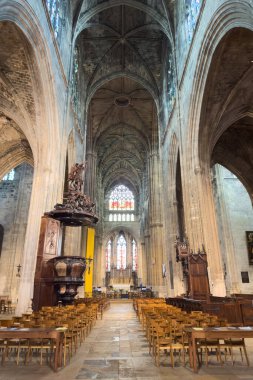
[246,231,253,265]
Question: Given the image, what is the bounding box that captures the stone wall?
[0,164,33,302]
[213,165,253,294]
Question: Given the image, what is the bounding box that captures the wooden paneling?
[33,216,61,311]
[188,253,210,300]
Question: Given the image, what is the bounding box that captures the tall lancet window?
[106,239,111,271]
[46,0,66,39]
[185,0,202,43]
[117,233,127,269]
[132,239,137,271]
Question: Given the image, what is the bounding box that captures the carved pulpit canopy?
[45,162,98,226]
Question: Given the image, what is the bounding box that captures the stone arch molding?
[104,226,139,249]
[187,0,253,171]
[86,72,160,113]
[180,1,253,297]
[0,1,65,315]
[74,0,173,44]
[0,1,61,167]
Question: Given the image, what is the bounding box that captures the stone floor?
[0,301,253,380]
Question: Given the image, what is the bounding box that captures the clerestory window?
[108,185,135,221]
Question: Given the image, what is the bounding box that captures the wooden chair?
[154,324,185,367]
[220,338,249,366]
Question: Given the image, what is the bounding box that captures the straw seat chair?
[154,325,185,367]
[219,338,249,366]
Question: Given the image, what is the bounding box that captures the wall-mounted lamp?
[16,264,21,277]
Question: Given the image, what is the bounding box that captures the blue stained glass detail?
[46,0,65,40]
[186,0,202,43]
[167,51,176,111]
[72,47,79,112]
[2,169,15,181]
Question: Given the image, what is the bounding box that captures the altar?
[107,267,134,290]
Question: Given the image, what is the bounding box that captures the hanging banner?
[84,227,95,297]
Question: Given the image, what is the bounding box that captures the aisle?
[1,301,253,380]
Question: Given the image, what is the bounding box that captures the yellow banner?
[84,227,95,297]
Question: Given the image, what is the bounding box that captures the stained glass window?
[117,234,127,269]
[132,239,137,271]
[72,47,79,112]
[167,51,176,111]
[106,240,111,271]
[2,169,15,181]
[109,185,134,210]
[46,0,65,40]
[186,0,201,43]
[108,213,134,222]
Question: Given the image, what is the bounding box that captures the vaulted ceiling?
[200,28,253,193]
[74,1,174,200]
[0,22,34,176]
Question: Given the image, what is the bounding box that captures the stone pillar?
[85,150,97,200]
[144,231,151,286]
[138,241,144,285]
[148,151,166,294]
[93,232,103,287]
[16,160,64,315]
[184,164,226,297]
[212,166,240,294]
[126,234,132,268]
[166,198,185,297]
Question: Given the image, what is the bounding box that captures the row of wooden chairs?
[134,298,250,368]
[0,302,99,367]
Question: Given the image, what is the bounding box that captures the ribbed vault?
[199,28,253,195]
[75,1,173,109]
[89,76,156,199]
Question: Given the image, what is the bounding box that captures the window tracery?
[109,185,134,210]
[108,185,135,222]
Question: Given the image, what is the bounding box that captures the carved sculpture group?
[54,163,95,214]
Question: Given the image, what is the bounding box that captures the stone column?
[165,198,185,297]
[16,160,64,315]
[148,151,166,294]
[184,164,226,297]
[144,231,150,286]
[212,166,240,294]
[93,231,103,287]
[126,234,132,268]
[85,150,97,200]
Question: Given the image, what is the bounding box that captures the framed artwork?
[246,231,253,265]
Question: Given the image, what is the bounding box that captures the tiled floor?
[0,301,253,379]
